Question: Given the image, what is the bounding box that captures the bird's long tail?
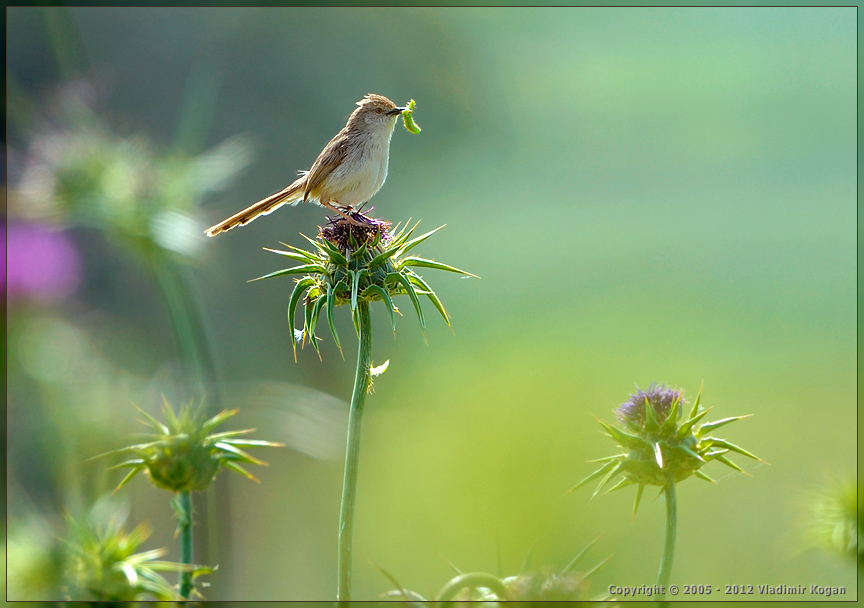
[205,179,304,237]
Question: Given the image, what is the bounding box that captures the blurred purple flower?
[616,382,684,427]
[5,222,81,304]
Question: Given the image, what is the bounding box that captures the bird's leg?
[322,201,365,226]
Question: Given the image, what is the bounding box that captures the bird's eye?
[375,108,383,114]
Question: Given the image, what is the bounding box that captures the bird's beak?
[387,107,407,116]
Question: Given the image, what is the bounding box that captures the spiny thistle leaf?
[326,285,343,355]
[213,442,267,465]
[604,477,634,494]
[219,438,283,448]
[689,383,704,419]
[595,417,646,450]
[702,437,763,462]
[398,257,479,277]
[106,458,147,470]
[698,415,752,434]
[222,460,260,483]
[694,469,717,483]
[278,241,321,262]
[263,247,315,263]
[407,270,451,328]
[308,296,326,355]
[201,408,239,435]
[660,396,681,434]
[591,460,627,499]
[588,454,628,463]
[388,271,426,333]
[714,454,750,475]
[396,225,445,258]
[582,555,613,581]
[349,269,365,311]
[676,408,711,440]
[371,560,422,602]
[362,284,398,331]
[676,444,705,463]
[132,402,169,435]
[113,465,147,493]
[632,483,645,518]
[644,397,661,431]
[249,263,326,282]
[567,459,619,494]
[560,533,603,575]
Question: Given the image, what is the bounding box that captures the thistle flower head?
[570,383,763,516]
[616,382,683,428]
[503,569,587,601]
[61,500,208,601]
[376,537,609,602]
[253,213,477,359]
[798,476,859,562]
[95,398,283,494]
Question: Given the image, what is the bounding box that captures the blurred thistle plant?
[9,77,253,406]
[570,383,763,599]
[376,536,610,603]
[10,77,252,260]
[797,476,859,565]
[94,397,282,599]
[254,213,476,601]
[61,498,209,601]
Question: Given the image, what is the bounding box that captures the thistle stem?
[655,479,677,602]
[337,300,372,601]
[177,490,194,600]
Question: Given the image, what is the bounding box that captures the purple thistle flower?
[616,382,684,427]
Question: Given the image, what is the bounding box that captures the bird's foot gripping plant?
[254,212,476,601]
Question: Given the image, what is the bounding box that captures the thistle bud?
[570,383,762,515]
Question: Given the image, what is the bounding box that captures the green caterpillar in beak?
[401,99,421,134]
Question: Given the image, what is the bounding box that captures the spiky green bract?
[61,508,209,601]
[570,383,761,516]
[376,538,610,602]
[254,213,477,358]
[95,397,283,493]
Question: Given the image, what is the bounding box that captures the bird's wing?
[303,132,349,202]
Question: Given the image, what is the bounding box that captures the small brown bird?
[206,94,406,237]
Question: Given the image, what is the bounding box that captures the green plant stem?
[655,479,677,602]
[149,250,228,589]
[337,301,373,601]
[149,252,215,403]
[178,490,194,600]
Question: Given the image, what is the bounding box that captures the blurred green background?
[6,7,857,601]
